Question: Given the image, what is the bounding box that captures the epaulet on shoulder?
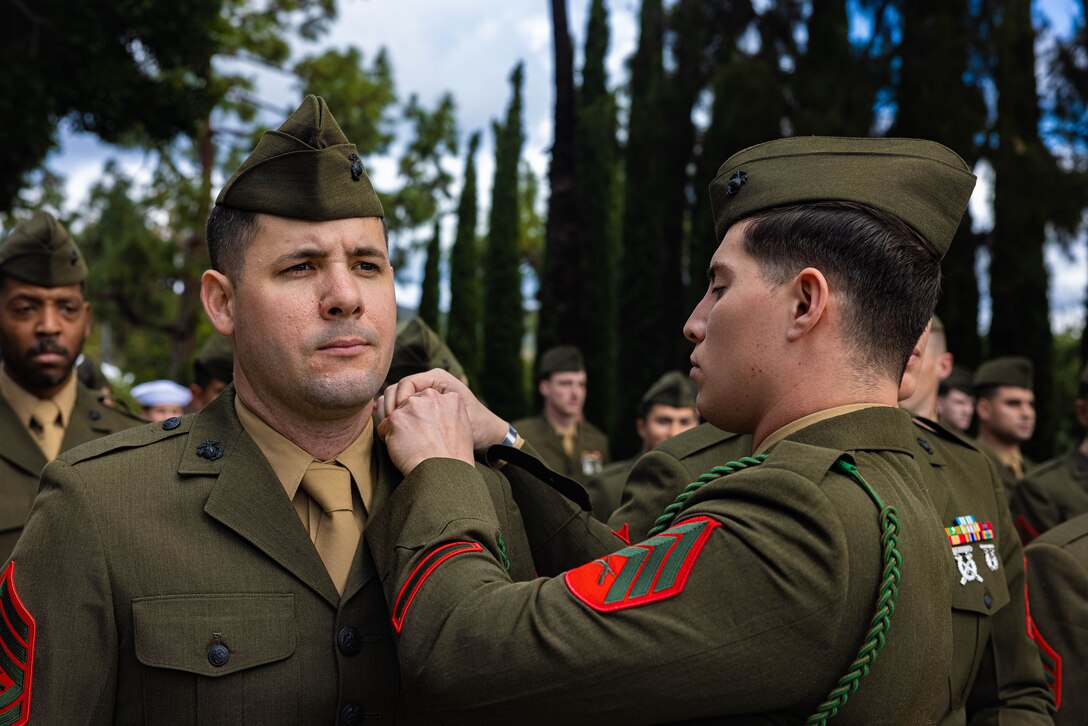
[657,423,746,459]
[1025,455,1065,478]
[1030,512,1088,548]
[913,417,977,451]
[761,439,848,483]
[59,415,195,465]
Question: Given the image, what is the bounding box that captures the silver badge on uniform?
[978,543,1000,572]
[581,451,604,476]
[952,544,984,585]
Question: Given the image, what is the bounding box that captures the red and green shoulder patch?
[0,562,35,726]
[565,516,721,612]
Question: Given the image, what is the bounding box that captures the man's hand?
[376,387,476,476]
[378,369,509,451]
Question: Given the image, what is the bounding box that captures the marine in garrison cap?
[189,332,233,411]
[973,356,1037,493]
[0,211,136,562]
[385,316,467,389]
[4,95,535,724]
[1012,359,1088,543]
[513,344,611,485]
[938,364,976,433]
[364,137,978,722]
[583,370,699,521]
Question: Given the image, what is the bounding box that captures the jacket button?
[338,626,362,656]
[89,409,101,421]
[983,593,993,609]
[340,703,361,726]
[207,643,230,667]
[162,417,181,431]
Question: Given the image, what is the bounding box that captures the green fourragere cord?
[649,455,902,725]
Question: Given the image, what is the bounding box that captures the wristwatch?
[500,422,519,447]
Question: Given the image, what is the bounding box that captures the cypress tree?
[537,0,583,359]
[615,0,668,457]
[417,218,441,331]
[575,0,620,434]
[891,0,987,367]
[481,63,527,420]
[989,0,1056,458]
[447,132,482,384]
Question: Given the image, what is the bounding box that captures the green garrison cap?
[386,317,465,386]
[215,95,384,221]
[0,211,88,286]
[708,136,976,259]
[537,345,585,381]
[941,364,974,394]
[640,371,697,413]
[194,333,234,384]
[974,356,1033,391]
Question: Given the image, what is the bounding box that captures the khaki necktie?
[560,428,576,458]
[30,398,64,461]
[300,462,359,595]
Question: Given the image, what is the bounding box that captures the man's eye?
[284,262,314,273]
[355,261,380,272]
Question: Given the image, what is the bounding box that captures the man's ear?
[785,267,829,342]
[936,352,954,381]
[201,270,236,336]
[976,397,992,425]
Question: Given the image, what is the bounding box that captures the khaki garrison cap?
[216,95,384,221]
[386,318,466,386]
[640,371,697,413]
[974,356,1033,391]
[0,211,88,286]
[708,136,976,259]
[537,345,585,381]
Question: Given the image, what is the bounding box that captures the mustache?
[305,324,380,349]
[27,339,70,358]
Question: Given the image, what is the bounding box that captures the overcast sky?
[49,0,1086,330]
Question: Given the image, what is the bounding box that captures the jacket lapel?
[62,385,126,449]
[0,397,46,477]
[186,388,341,607]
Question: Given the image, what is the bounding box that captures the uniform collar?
[0,363,78,430]
[757,403,889,454]
[234,395,375,512]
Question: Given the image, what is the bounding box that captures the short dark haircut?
[206,207,390,281]
[206,206,261,281]
[743,201,942,381]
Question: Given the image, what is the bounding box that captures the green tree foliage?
[447,132,483,385]
[481,63,527,420]
[988,0,1064,458]
[417,219,442,330]
[574,0,620,433]
[891,0,988,367]
[536,0,584,361]
[0,0,224,212]
[615,0,669,456]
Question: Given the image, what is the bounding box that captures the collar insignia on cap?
[349,153,363,182]
[725,170,748,197]
[70,250,78,265]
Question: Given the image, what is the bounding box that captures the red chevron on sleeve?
[392,542,484,634]
[0,561,35,726]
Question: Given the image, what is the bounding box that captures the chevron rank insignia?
[945,515,993,546]
[0,562,35,725]
[391,541,483,634]
[564,516,721,612]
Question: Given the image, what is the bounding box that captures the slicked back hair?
[206,205,260,282]
[742,201,942,382]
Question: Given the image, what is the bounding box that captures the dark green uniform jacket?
[583,458,633,521]
[512,414,610,484]
[607,424,752,542]
[2,386,535,725]
[0,383,136,561]
[975,442,1034,501]
[1010,445,1088,543]
[1024,511,1088,725]
[605,416,1053,724]
[368,405,953,724]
